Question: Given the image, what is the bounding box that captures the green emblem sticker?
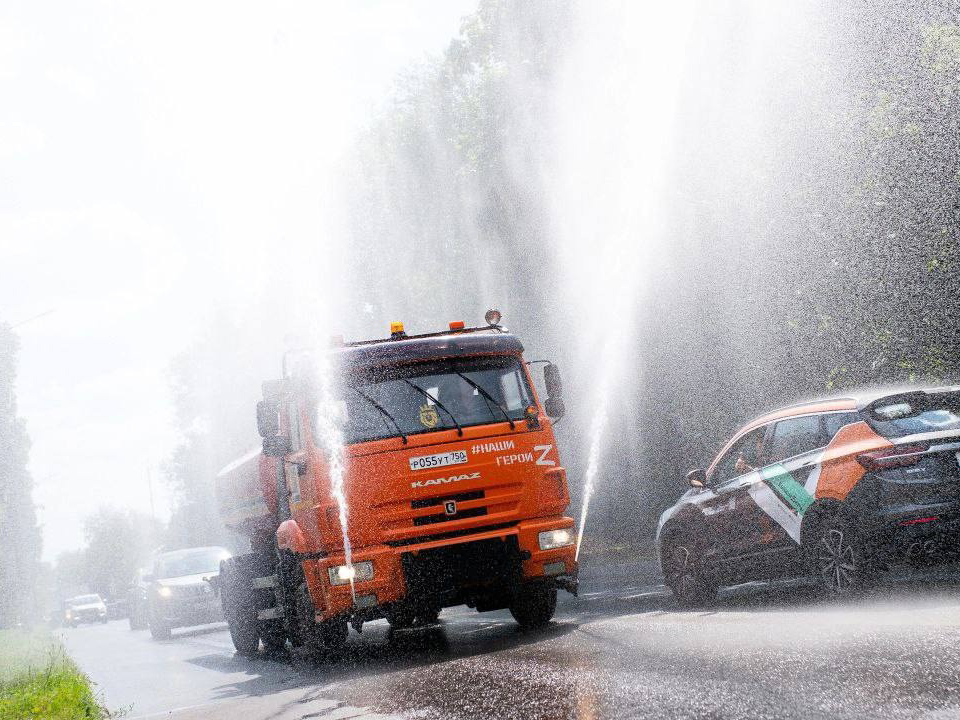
[760,464,814,516]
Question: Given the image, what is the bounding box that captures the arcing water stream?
[313,348,356,600]
[551,2,694,555]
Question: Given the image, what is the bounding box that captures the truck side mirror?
[544,396,565,419]
[257,400,280,439]
[686,468,707,488]
[544,363,563,398]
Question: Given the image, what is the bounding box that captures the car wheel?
[149,621,171,640]
[809,517,867,597]
[509,585,557,629]
[663,539,718,608]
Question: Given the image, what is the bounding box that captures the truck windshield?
[336,355,534,444]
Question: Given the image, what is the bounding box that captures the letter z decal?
[534,445,555,466]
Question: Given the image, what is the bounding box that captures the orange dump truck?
[215,312,577,655]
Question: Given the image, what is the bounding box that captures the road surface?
[61,558,960,720]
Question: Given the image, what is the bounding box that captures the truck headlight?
[327,561,373,586]
[538,528,574,550]
[158,586,173,598]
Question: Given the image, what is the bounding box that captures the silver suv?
[147,546,232,640]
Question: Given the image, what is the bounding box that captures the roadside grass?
[0,628,113,720]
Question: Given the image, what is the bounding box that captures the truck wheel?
[509,585,557,629]
[294,582,347,653]
[386,607,416,629]
[317,617,348,649]
[221,557,260,656]
[260,622,287,654]
[662,537,718,608]
[386,604,440,629]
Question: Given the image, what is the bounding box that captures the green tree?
[53,550,87,601]
[81,507,159,599]
[0,322,42,627]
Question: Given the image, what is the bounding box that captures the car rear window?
[865,391,960,438]
[870,408,960,437]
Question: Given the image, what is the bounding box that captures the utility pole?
[146,464,156,524]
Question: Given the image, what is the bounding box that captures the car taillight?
[857,443,929,471]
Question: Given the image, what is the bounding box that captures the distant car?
[148,546,232,640]
[64,594,108,626]
[657,387,960,605]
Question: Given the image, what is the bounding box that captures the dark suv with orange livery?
[657,387,960,605]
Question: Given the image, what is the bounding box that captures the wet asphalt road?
[61,559,960,720]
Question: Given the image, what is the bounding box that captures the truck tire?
[509,585,557,629]
[221,557,260,656]
[387,604,440,629]
[260,622,287,654]
[317,617,348,649]
[294,582,347,653]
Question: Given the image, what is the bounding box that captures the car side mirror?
[543,363,562,398]
[544,396,565,419]
[686,468,707,489]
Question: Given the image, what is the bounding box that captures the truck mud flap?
[555,575,579,596]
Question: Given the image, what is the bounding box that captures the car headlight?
[158,586,173,598]
[65,610,73,618]
[538,528,574,550]
[327,561,373,586]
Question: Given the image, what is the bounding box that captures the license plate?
[409,450,468,471]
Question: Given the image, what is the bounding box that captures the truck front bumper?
[310,516,578,618]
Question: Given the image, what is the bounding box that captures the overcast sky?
[1,0,477,561]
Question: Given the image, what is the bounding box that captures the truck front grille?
[413,506,488,526]
[410,490,484,509]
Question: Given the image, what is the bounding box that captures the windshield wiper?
[349,386,408,444]
[402,380,463,436]
[455,372,515,429]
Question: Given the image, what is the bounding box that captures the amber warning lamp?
[390,321,406,340]
[449,320,465,331]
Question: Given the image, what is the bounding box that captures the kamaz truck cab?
[216,311,577,655]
